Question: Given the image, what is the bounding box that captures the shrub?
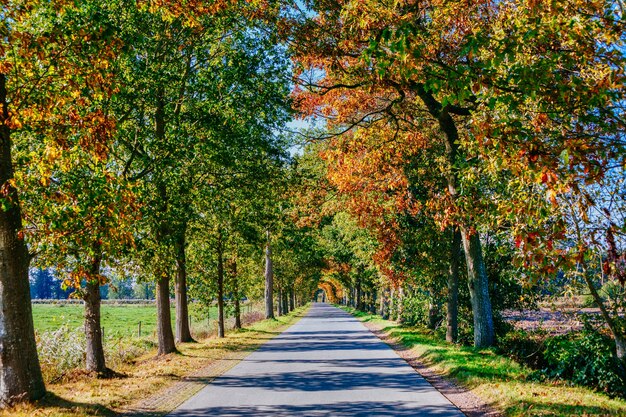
[499,329,548,370]
[105,337,156,368]
[542,328,626,398]
[399,291,430,327]
[582,281,626,308]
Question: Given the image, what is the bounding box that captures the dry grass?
[1,305,308,417]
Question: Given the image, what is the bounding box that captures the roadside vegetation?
[344,307,626,417]
[0,0,624,414]
[1,306,307,417]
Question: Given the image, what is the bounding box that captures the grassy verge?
[341,306,626,417]
[2,305,308,417]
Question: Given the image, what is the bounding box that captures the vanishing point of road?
[168,303,465,416]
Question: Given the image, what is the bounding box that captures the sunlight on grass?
[340,306,626,417]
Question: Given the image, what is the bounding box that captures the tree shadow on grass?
[505,398,624,416]
[230,328,281,336]
[28,392,118,417]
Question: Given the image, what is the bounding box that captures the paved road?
[168,303,464,417]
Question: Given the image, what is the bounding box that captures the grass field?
[32,302,253,337]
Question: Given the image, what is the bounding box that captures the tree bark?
[0,73,45,405]
[289,287,295,312]
[84,248,106,374]
[156,273,177,355]
[174,230,194,343]
[282,289,289,314]
[370,291,377,314]
[396,286,405,323]
[264,230,274,319]
[447,228,461,343]
[461,229,495,347]
[217,239,225,338]
[231,258,241,330]
[154,88,177,355]
[277,286,284,316]
[356,279,362,310]
[616,335,626,362]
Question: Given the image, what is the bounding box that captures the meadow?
[31,303,226,337]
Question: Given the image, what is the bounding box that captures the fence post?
[138,321,142,337]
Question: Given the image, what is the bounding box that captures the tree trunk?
[389,287,395,320]
[447,228,461,343]
[582,265,626,362]
[282,289,289,314]
[396,286,405,322]
[356,279,362,310]
[175,230,194,343]
[232,258,241,330]
[154,88,177,355]
[462,229,495,347]
[428,297,439,330]
[0,73,45,405]
[415,82,495,348]
[217,242,225,338]
[370,291,377,314]
[264,230,274,319]
[84,249,107,374]
[616,335,626,362]
[289,287,295,312]
[156,274,177,355]
[277,287,283,316]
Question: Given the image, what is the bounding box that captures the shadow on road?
[183,368,432,393]
[168,401,460,416]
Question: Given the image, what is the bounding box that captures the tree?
[288,0,497,347]
[0,0,123,401]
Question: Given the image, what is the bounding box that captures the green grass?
[341,306,626,417]
[32,303,231,337]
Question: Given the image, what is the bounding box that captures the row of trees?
[285,0,626,358]
[1,0,624,408]
[0,0,326,406]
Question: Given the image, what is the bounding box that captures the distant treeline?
[29,269,155,300]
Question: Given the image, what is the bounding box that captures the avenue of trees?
[0,0,625,407]
[285,0,625,353]
[0,0,318,405]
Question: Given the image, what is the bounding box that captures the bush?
[582,281,626,308]
[499,329,548,370]
[399,291,430,327]
[399,290,444,328]
[542,328,626,398]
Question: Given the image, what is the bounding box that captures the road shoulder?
[120,306,309,416]
[347,309,502,417]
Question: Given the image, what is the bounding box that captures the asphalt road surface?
[168,303,465,417]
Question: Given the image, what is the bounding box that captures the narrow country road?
[168,303,465,417]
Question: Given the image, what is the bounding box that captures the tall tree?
[1,0,121,401]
